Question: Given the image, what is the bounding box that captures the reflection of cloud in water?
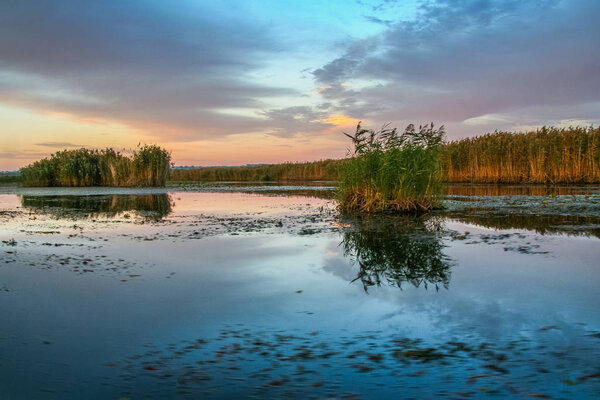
[1,187,599,399]
[321,241,357,282]
[377,297,531,342]
[320,216,600,348]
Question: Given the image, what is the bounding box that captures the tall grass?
[0,174,20,184]
[20,145,171,187]
[170,159,341,182]
[168,126,600,185]
[337,122,445,213]
[442,126,600,183]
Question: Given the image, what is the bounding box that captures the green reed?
[20,145,171,187]
[337,122,445,213]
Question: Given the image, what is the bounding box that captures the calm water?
[0,184,599,399]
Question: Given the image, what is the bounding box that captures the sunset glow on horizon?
[1,0,598,170]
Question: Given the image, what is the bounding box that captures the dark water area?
[0,183,599,399]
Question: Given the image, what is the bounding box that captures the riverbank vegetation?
[442,126,600,183]
[337,122,445,213]
[13,126,599,187]
[168,126,599,185]
[170,159,340,182]
[0,173,20,185]
[20,145,171,187]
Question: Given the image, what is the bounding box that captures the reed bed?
[168,126,599,185]
[0,174,20,184]
[442,126,600,183]
[170,159,341,182]
[20,145,171,187]
[337,122,445,213]
[18,126,596,188]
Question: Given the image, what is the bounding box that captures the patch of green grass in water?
[337,122,445,213]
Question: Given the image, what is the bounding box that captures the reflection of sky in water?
[0,190,599,398]
[172,191,331,214]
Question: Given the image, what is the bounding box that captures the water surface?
[1,184,599,399]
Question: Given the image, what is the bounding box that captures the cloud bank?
[0,0,598,156]
[315,0,600,135]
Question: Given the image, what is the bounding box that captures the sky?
[1,0,598,169]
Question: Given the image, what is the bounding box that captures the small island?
[19,144,171,187]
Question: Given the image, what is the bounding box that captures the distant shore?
[6,126,600,187]
[171,126,600,185]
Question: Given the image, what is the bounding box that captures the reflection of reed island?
[341,216,451,292]
[20,194,173,220]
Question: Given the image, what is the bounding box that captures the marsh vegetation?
[442,126,600,183]
[17,127,598,189]
[168,126,600,186]
[19,145,171,187]
[337,122,445,213]
[170,159,340,182]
